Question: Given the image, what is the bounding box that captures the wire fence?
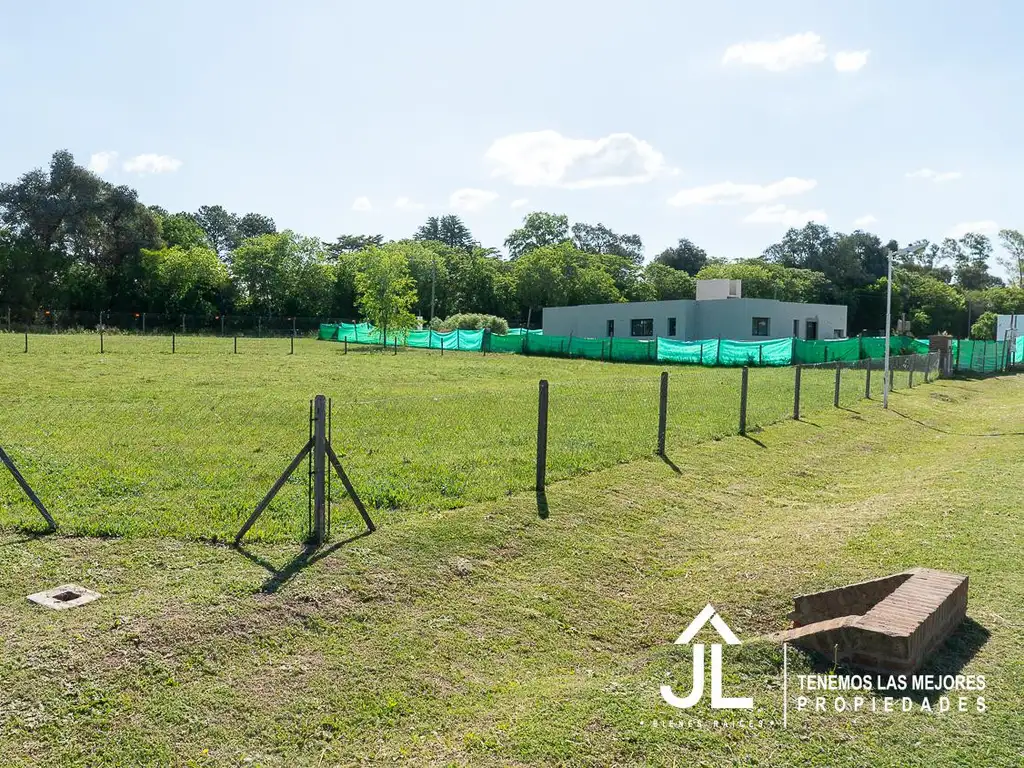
[0,351,952,542]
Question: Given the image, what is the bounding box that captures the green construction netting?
[488,334,526,354]
[656,338,716,366]
[952,339,1009,374]
[505,328,544,336]
[793,338,860,363]
[718,338,793,366]
[319,323,483,350]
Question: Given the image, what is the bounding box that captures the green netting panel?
[523,334,573,358]
[793,338,860,364]
[907,338,930,354]
[318,323,338,340]
[567,336,608,360]
[608,338,658,362]
[657,338,718,365]
[489,334,526,354]
[1017,336,1024,363]
[718,338,792,367]
[506,328,544,336]
[954,340,1007,373]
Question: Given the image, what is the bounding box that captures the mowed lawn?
[0,371,1021,766]
[0,333,874,541]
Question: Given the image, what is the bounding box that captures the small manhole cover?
[27,584,102,611]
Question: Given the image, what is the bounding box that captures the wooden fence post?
[536,380,549,490]
[313,395,327,545]
[793,365,801,420]
[172,332,176,353]
[739,366,749,435]
[833,365,841,408]
[908,357,915,388]
[657,371,668,456]
[865,358,872,399]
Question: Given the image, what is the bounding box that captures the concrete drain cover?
[27,584,102,611]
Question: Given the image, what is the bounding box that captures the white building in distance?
[542,280,848,342]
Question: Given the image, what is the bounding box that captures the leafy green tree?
[571,222,643,264]
[696,260,829,303]
[141,245,229,315]
[161,213,209,250]
[415,215,474,252]
[997,229,1024,288]
[952,233,1002,290]
[891,268,965,336]
[504,212,570,259]
[654,238,708,275]
[194,205,239,258]
[236,213,277,241]
[355,244,418,344]
[641,263,696,300]
[970,311,997,340]
[328,234,384,256]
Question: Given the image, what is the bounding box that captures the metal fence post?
[657,371,668,456]
[833,365,841,408]
[344,338,348,355]
[24,327,28,353]
[172,332,176,353]
[536,380,549,490]
[313,394,327,545]
[440,338,444,357]
[739,366,749,435]
[909,357,915,388]
[793,364,801,420]
[234,335,238,354]
[865,358,872,399]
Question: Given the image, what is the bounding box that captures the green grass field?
[0,366,1020,766]
[0,333,888,541]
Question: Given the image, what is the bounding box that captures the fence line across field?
[0,351,951,543]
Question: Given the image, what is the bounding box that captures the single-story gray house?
[542,280,848,342]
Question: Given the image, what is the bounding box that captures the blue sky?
[2,0,1020,268]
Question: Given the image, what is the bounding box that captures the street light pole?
[883,250,893,409]
[883,240,927,410]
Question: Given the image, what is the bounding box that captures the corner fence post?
[313,394,327,545]
[865,358,872,399]
[793,364,801,420]
[833,365,841,408]
[739,366,749,435]
[657,371,668,456]
[536,380,549,490]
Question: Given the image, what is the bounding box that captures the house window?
[834,329,845,339]
[607,319,615,337]
[752,317,770,337]
[631,318,654,337]
[667,317,677,336]
[806,320,818,340]
[793,319,800,338]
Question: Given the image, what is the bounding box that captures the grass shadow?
[741,434,768,449]
[234,530,373,594]
[889,408,1024,437]
[536,489,549,519]
[0,529,55,546]
[659,454,682,474]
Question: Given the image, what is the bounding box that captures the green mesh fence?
[793,338,860,363]
[952,340,1010,374]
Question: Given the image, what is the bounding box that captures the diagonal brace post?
[325,443,375,533]
[235,438,313,545]
[0,445,56,531]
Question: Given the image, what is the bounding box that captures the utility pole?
[430,259,436,322]
[884,241,926,409]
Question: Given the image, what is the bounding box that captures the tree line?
[1,150,1022,339]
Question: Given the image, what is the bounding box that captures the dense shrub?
[428,313,509,334]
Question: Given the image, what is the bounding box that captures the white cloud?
[722,32,827,72]
[744,205,827,227]
[394,196,425,211]
[87,151,118,174]
[510,198,529,209]
[449,188,498,212]
[947,220,998,239]
[485,130,670,189]
[351,196,372,212]
[123,154,182,174]
[667,177,816,207]
[833,50,870,72]
[854,214,878,227]
[906,168,962,183]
